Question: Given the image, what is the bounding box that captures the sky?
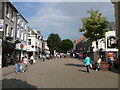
[12,1,115,41]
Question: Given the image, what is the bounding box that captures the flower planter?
[100,64,109,71]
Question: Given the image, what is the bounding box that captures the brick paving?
[2,58,119,88]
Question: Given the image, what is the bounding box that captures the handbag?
[89,64,92,68]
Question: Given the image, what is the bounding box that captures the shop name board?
[0,19,4,31]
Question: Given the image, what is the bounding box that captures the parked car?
[114,58,119,69]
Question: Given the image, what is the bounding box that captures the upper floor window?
[6,5,9,18]
[17,28,19,39]
[11,10,14,22]
[28,39,31,45]
[17,17,20,24]
[5,24,9,37]
[24,33,27,41]
[22,20,24,27]
[21,32,24,40]
[10,27,13,37]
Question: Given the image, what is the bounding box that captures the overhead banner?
[0,19,4,31]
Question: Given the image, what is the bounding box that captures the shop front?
[2,41,15,67]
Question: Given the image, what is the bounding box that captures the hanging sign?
[0,19,4,31]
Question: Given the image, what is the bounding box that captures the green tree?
[79,9,108,47]
[47,33,61,54]
[61,39,73,53]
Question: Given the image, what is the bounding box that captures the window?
[22,20,24,27]
[21,32,23,40]
[109,26,113,31]
[6,5,9,18]
[11,27,13,37]
[28,39,31,45]
[24,33,27,41]
[17,28,19,39]
[5,24,9,36]
[17,17,20,24]
[11,10,14,21]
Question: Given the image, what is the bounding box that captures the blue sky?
[12,2,115,41]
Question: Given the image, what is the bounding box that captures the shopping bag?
[20,65,22,70]
[89,64,92,68]
[33,60,36,63]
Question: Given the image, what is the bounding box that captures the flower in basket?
[101,61,108,64]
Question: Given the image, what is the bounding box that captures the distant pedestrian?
[84,55,92,73]
[30,55,34,64]
[22,56,29,73]
[108,56,112,70]
[15,57,20,74]
[73,53,75,58]
[96,57,101,71]
[41,51,45,61]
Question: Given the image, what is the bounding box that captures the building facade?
[27,28,42,59]
[112,1,120,58]
[92,22,118,61]
[0,1,18,67]
[15,13,28,60]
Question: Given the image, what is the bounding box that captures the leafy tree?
[60,39,73,53]
[47,33,61,54]
[79,9,108,47]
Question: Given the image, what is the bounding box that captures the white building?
[27,28,42,59]
[15,13,28,60]
[92,30,118,61]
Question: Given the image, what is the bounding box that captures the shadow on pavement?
[65,63,85,67]
[78,69,87,72]
[2,78,37,89]
[110,68,119,74]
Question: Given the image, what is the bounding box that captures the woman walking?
[84,55,92,73]
[22,56,29,73]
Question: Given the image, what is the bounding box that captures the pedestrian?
[15,60,20,74]
[41,51,45,61]
[73,53,75,58]
[84,54,92,73]
[96,57,101,71]
[15,56,20,74]
[108,56,112,70]
[30,55,34,64]
[46,54,50,60]
[22,56,29,73]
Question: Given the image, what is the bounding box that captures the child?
[96,58,101,71]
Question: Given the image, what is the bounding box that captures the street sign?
[0,19,4,31]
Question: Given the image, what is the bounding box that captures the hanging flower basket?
[15,40,21,44]
[6,36,13,41]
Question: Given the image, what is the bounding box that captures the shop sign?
[108,52,114,60]
[0,19,4,31]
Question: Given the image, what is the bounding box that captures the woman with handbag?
[84,54,92,73]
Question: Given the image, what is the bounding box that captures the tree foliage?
[60,39,73,53]
[47,33,61,54]
[79,9,108,43]
[47,33,73,54]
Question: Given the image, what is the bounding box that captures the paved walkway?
[2,58,118,88]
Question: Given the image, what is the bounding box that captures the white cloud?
[28,2,114,41]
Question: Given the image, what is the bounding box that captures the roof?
[76,36,86,44]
